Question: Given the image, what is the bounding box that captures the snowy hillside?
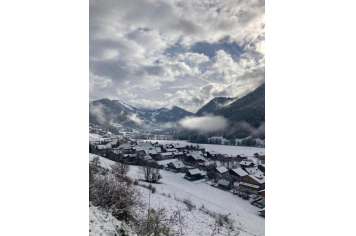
[90,204,137,236]
[90,154,265,236]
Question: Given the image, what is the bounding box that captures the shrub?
[182,198,196,211]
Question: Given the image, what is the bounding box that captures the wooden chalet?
[215,166,229,178]
[229,168,248,182]
[217,179,232,190]
[184,168,205,181]
[167,160,186,173]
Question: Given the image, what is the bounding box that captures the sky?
[90,0,265,113]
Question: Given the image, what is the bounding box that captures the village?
[90,123,265,217]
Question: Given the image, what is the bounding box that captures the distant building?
[184,168,205,181]
[217,179,232,190]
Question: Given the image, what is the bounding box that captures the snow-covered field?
[128,165,265,236]
[90,154,265,236]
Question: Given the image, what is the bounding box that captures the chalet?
[166,148,177,153]
[184,151,205,165]
[215,166,229,178]
[239,160,255,168]
[258,208,265,217]
[258,164,265,173]
[157,159,175,169]
[207,151,219,159]
[259,155,265,164]
[217,179,232,190]
[172,152,184,159]
[242,173,265,189]
[259,189,265,206]
[193,146,205,153]
[173,144,186,152]
[254,152,265,158]
[229,168,248,182]
[184,168,205,181]
[197,162,208,171]
[160,152,174,159]
[167,160,186,173]
[238,182,260,191]
[244,167,264,177]
[119,143,131,151]
[140,155,154,163]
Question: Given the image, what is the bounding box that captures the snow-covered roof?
[96,145,107,150]
[249,174,265,184]
[187,151,205,160]
[187,169,203,175]
[149,150,158,155]
[173,152,183,155]
[217,179,230,186]
[119,143,131,149]
[230,168,248,177]
[169,160,185,169]
[244,167,264,177]
[240,160,253,166]
[216,166,228,173]
[157,159,175,166]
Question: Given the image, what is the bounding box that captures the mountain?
[214,83,265,127]
[195,97,237,116]
[142,106,193,123]
[89,99,193,127]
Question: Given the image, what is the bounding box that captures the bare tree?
[140,166,162,183]
[111,162,130,176]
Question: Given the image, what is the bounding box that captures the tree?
[89,144,93,153]
[140,166,162,182]
[111,162,130,176]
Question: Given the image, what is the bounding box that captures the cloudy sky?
[90,0,265,113]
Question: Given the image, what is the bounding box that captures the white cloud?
[90,0,265,111]
[179,115,228,132]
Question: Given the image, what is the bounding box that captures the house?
[166,148,177,153]
[242,173,265,189]
[239,160,255,168]
[229,168,248,182]
[119,143,131,151]
[215,166,229,178]
[193,146,205,153]
[238,182,260,191]
[184,151,205,165]
[184,168,205,181]
[258,208,265,217]
[259,189,265,206]
[259,155,265,164]
[160,152,174,159]
[172,152,184,159]
[167,160,186,173]
[254,152,265,164]
[140,155,154,163]
[173,144,186,152]
[217,179,232,190]
[157,159,175,169]
[258,164,265,173]
[207,151,219,159]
